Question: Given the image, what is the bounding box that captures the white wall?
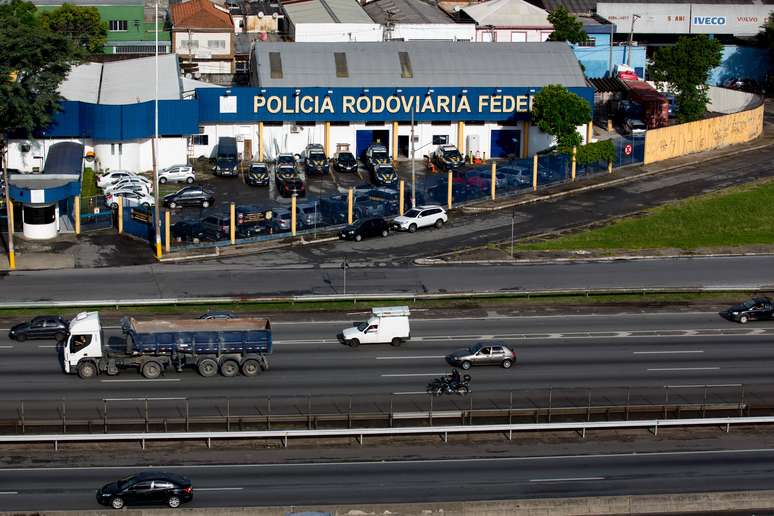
[391,23,476,41]
[293,22,382,42]
[94,138,188,173]
[476,28,551,42]
[175,32,233,56]
[7,138,84,172]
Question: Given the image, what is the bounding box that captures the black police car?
[9,316,68,341]
[334,151,358,173]
[246,162,270,186]
[97,471,193,509]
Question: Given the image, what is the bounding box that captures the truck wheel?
[348,338,360,348]
[241,359,260,377]
[78,361,97,379]
[141,361,162,379]
[391,338,403,347]
[197,358,218,377]
[220,359,239,377]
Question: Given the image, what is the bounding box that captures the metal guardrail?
[3,416,772,450]
[0,286,768,309]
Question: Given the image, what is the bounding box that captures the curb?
[461,139,774,214]
[158,235,340,263]
[415,252,774,266]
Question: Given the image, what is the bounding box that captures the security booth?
[7,142,83,240]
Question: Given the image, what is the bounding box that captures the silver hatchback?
[446,342,516,370]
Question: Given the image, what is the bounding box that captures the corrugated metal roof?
[58,54,182,105]
[283,0,373,23]
[540,0,773,14]
[253,41,587,87]
[462,0,551,27]
[364,0,455,24]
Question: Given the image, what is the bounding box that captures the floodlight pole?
[410,106,416,208]
[153,0,162,258]
[2,141,14,270]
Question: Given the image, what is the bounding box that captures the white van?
[340,306,410,347]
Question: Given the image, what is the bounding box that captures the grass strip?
[517,180,774,251]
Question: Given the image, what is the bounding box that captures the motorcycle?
[426,374,471,396]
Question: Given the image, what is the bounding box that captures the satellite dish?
[257,10,264,17]
[272,11,279,19]
[185,72,193,78]
[452,6,460,11]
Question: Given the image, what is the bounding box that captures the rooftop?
[253,41,587,87]
[539,0,774,15]
[30,0,143,4]
[363,0,456,24]
[171,0,233,29]
[461,0,551,27]
[282,0,373,23]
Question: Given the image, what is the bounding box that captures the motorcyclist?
[449,368,461,387]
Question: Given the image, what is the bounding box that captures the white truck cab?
[63,311,104,374]
[341,306,410,347]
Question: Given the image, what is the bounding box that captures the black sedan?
[97,471,193,509]
[9,316,68,342]
[722,297,774,324]
[334,151,358,173]
[339,217,391,241]
[163,186,215,209]
[246,163,270,187]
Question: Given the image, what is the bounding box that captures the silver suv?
[159,164,195,184]
[446,342,516,369]
[392,205,447,233]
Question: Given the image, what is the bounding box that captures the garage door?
[356,130,374,160]
[490,130,520,158]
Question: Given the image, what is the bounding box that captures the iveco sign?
[693,16,727,26]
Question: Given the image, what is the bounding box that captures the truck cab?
[63,311,104,376]
[340,306,410,347]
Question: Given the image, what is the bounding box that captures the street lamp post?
[342,257,349,295]
[510,208,515,259]
[153,0,162,258]
[2,141,14,269]
[410,106,416,208]
[626,14,641,67]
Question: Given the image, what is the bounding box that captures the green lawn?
[518,180,774,251]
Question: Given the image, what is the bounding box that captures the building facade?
[458,0,554,42]
[171,0,235,74]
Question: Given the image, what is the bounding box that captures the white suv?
[97,170,140,189]
[392,205,448,233]
[159,164,195,184]
[103,177,152,195]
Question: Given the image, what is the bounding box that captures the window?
[398,51,413,79]
[180,39,199,50]
[153,481,174,490]
[191,134,208,146]
[334,52,348,78]
[269,52,283,79]
[510,31,527,42]
[481,31,494,42]
[577,38,596,47]
[109,20,128,32]
[69,334,92,354]
[23,205,56,225]
[432,135,448,145]
[208,40,226,50]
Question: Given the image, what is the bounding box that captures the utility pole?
[342,257,349,295]
[410,106,416,208]
[153,0,162,258]
[626,14,640,67]
[2,139,14,270]
[510,207,515,259]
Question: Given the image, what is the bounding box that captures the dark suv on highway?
[97,471,193,509]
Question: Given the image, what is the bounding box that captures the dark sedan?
[9,316,68,342]
[275,168,306,198]
[339,217,391,241]
[722,297,774,324]
[446,342,516,370]
[96,471,193,509]
[163,186,214,209]
[246,163,270,187]
[334,151,358,173]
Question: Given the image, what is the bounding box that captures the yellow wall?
[644,104,764,165]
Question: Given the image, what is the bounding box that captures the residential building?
[363,0,476,41]
[171,0,235,74]
[281,0,382,42]
[458,0,554,42]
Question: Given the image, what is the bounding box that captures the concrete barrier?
[6,490,774,515]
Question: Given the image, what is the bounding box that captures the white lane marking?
[392,391,428,395]
[100,379,181,383]
[38,345,57,349]
[530,477,605,483]
[633,350,704,355]
[0,491,18,495]
[381,373,446,377]
[376,356,444,360]
[0,346,14,349]
[3,447,774,472]
[196,487,244,492]
[647,367,720,372]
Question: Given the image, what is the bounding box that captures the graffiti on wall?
[644,104,763,164]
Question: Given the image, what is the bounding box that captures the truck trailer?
[63,312,272,379]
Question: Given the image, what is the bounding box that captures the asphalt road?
[1,256,772,303]
[1,312,773,418]
[2,448,774,511]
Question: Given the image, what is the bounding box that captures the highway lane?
[0,256,772,302]
[3,448,774,510]
[0,314,772,415]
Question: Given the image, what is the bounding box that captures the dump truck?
[63,311,272,379]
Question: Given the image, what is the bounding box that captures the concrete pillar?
[522,120,530,159]
[608,159,613,174]
[392,121,399,166]
[258,122,264,161]
[532,154,538,192]
[324,121,331,158]
[230,202,236,244]
[586,122,593,144]
[457,121,465,156]
[607,118,613,133]
[447,171,453,210]
[74,196,81,235]
[165,210,171,252]
[490,161,496,200]
[399,179,405,216]
[6,200,14,270]
[291,194,297,237]
[571,146,577,181]
[117,196,123,234]
[347,187,353,225]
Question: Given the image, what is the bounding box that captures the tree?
[547,6,587,45]
[531,84,592,151]
[648,35,722,123]
[40,3,107,55]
